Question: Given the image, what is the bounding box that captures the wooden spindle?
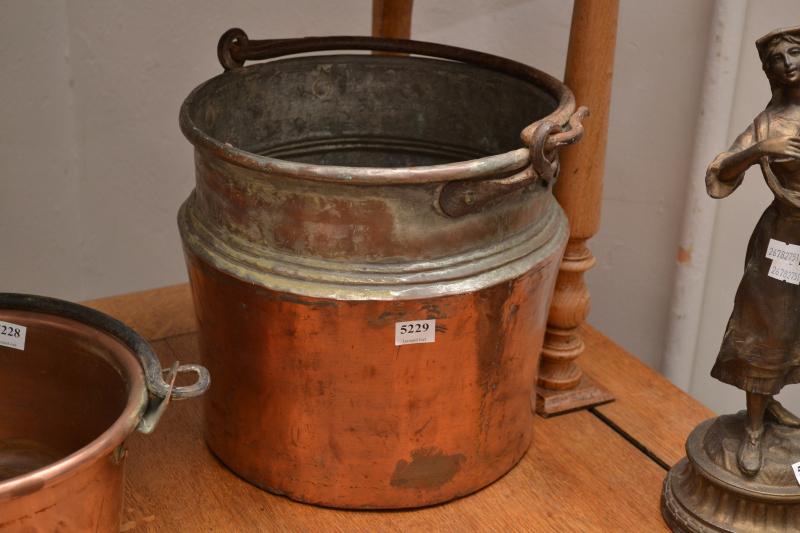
[372,0,413,39]
[536,0,619,415]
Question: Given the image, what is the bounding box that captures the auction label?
[768,260,800,284]
[766,238,800,263]
[395,319,436,346]
[766,238,800,284]
[0,320,26,350]
[793,461,800,486]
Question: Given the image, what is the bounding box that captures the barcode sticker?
[766,238,800,284]
[395,319,436,346]
[768,259,800,284]
[792,461,800,486]
[0,320,26,351]
[766,239,800,262]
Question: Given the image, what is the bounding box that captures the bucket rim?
[0,294,148,501]
[179,36,576,185]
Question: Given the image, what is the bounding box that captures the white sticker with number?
[766,238,800,262]
[793,461,800,486]
[769,259,800,284]
[395,319,436,346]
[766,239,800,285]
[0,320,26,351]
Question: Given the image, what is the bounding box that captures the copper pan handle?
[436,107,588,217]
[136,354,210,434]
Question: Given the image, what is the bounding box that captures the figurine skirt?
[711,199,800,395]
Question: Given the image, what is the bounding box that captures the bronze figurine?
[708,25,800,477]
[663,26,800,532]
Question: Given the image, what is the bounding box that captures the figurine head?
[757,26,800,102]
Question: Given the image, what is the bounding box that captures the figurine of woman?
[707,26,800,476]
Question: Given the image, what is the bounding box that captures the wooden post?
[536,0,619,415]
[372,0,413,39]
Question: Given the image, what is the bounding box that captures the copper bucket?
[0,294,209,531]
[179,30,586,508]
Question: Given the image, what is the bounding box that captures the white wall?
[1,1,744,405]
[63,0,372,299]
[0,1,83,297]
[589,0,715,368]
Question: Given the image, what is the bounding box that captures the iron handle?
[218,29,496,70]
[523,105,589,149]
[136,345,210,434]
[218,32,499,70]
[217,29,570,82]
[437,107,589,217]
[137,361,209,434]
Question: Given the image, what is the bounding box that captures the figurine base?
[662,413,800,532]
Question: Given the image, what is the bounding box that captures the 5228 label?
[395,319,436,346]
[0,320,26,351]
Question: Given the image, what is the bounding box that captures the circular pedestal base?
[662,414,800,532]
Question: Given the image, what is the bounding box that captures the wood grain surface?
[581,326,715,468]
[83,284,196,341]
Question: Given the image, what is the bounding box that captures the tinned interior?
[187,55,558,167]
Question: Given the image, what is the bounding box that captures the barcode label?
[766,239,800,284]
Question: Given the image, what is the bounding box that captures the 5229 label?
[0,320,26,351]
[395,319,435,346]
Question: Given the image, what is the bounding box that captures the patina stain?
[368,304,407,327]
[677,245,693,265]
[272,195,396,259]
[390,447,465,489]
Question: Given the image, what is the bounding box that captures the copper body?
[186,246,561,507]
[0,311,145,531]
[179,34,580,508]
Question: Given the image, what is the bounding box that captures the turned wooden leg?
[536,0,619,416]
[372,0,413,39]
[539,240,594,390]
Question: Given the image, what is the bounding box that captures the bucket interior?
[188,55,558,167]
[0,311,134,482]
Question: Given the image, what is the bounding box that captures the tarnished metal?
[179,31,581,508]
[0,294,209,531]
[662,25,800,532]
[663,415,800,532]
[438,108,588,217]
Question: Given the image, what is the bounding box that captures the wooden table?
[85,284,713,532]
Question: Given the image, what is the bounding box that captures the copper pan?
[0,294,209,531]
